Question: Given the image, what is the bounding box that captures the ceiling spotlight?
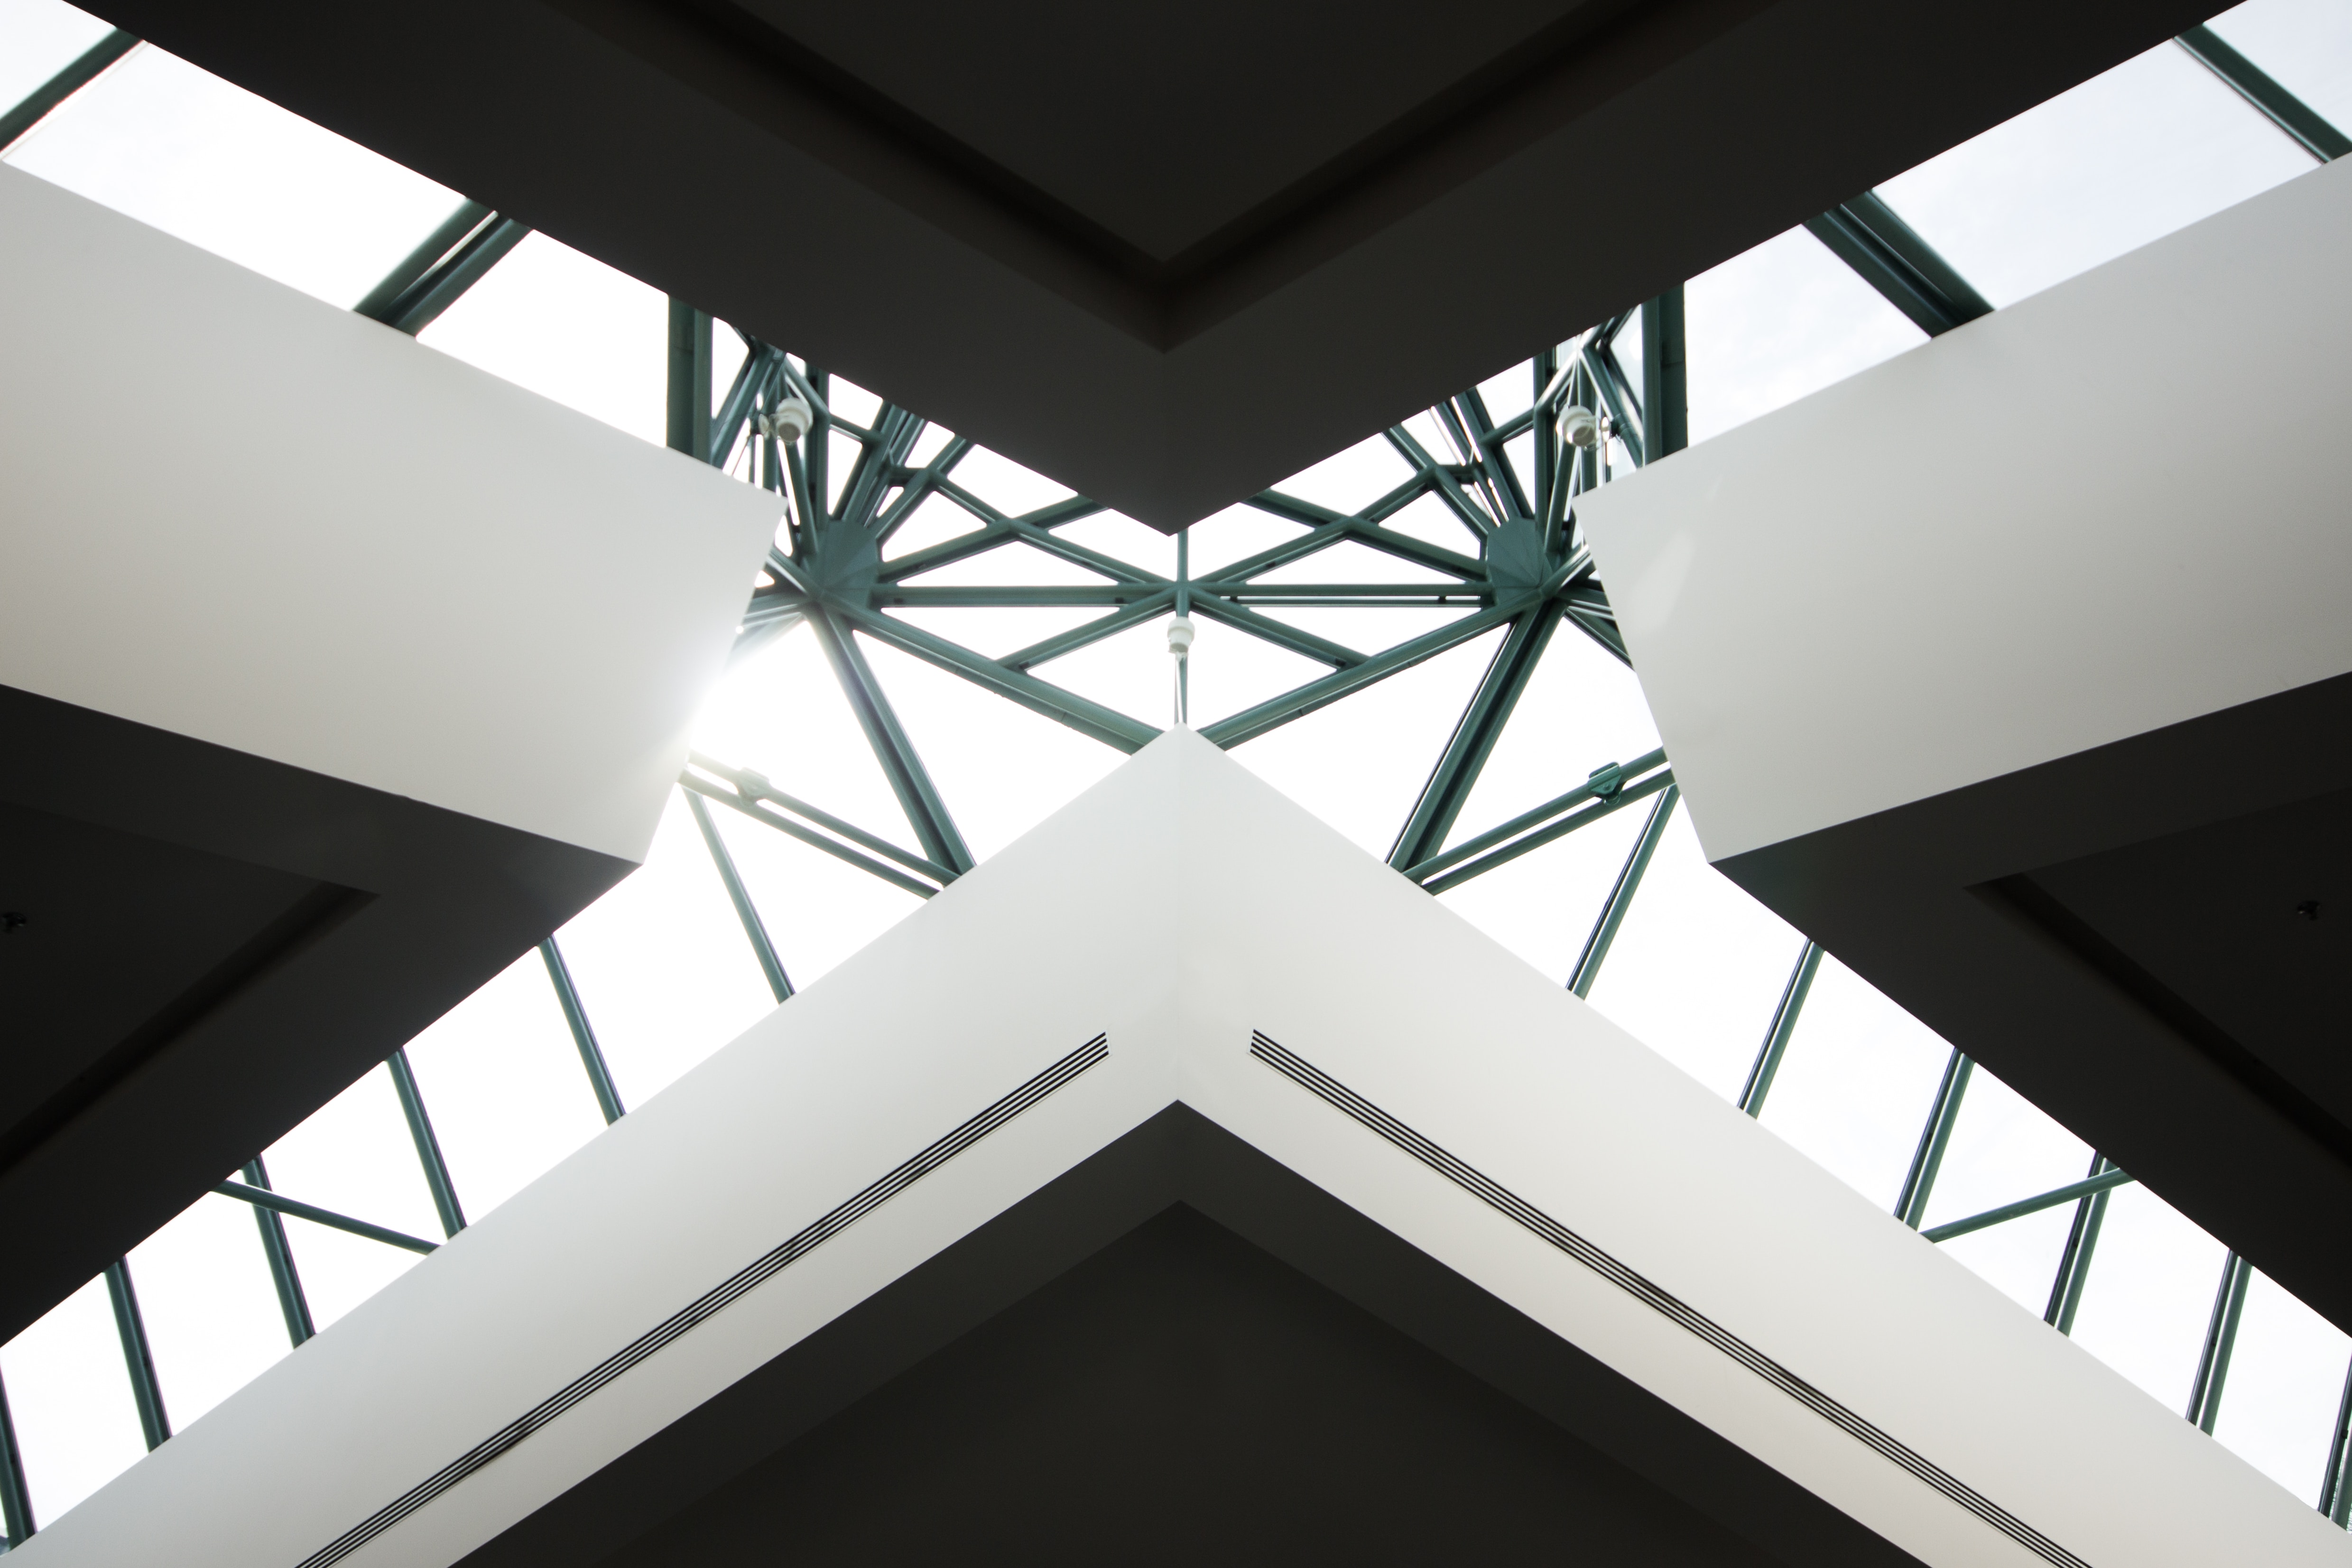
[1558,404,1599,450]
[758,394,814,445]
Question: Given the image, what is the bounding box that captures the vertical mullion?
[1895,1049,1973,1227]
[2043,1152,2115,1335]
[2319,1353,2352,1523]
[541,938,626,1125]
[0,1368,33,1547]
[1740,939,1822,1117]
[1639,287,1688,461]
[102,1261,168,1451]
[666,300,713,460]
[685,790,794,1003]
[1568,784,1678,999]
[386,1050,466,1238]
[241,1156,314,1346]
[2186,1252,2254,1433]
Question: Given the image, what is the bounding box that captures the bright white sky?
[5,0,2352,1532]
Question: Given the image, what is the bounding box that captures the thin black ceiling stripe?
[1249,1030,2092,1568]
[293,1034,1108,1568]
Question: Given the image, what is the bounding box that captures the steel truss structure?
[1,18,2348,1549]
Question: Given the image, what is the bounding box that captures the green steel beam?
[0,28,136,153]
[1639,288,1689,458]
[240,1156,315,1347]
[2321,1357,2352,1523]
[833,601,1162,754]
[212,1180,439,1255]
[667,300,714,459]
[1922,1166,2139,1243]
[1804,192,1991,338]
[386,1048,466,1238]
[1896,1049,1974,1228]
[1203,599,1520,752]
[2177,24,2350,162]
[1001,590,1178,671]
[352,200,491,321]
[102,1260,168,1451]
[1568,783,1679,998]
[1418,769,1673,897]
[2187,1251,2255,1434]
[2045,1152,2116,1335]
[1741,940,1823,1117]
[1389,605,1560,871]
[0,1369,33,1547]
[1187,588,1367,670]
[685,789,795,1003]
[805,607,975,873]
[360,214,528,336]
[681,770,946,899]
[540,937,627,1123]
[1384,425,1493,538]
[1404,747,1670,885]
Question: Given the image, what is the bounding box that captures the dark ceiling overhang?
[464,1105,1921,1567]
[0,685,630,1346]
[92,0,2213,529]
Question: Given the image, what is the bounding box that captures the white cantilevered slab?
[0,164,781,1345]
[1578,155,2352,868]
[1574,154,2352,1337]
[19,733,2338,1568]
[0,163,779,865]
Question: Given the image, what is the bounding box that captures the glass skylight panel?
[1229,628,1501,860]
[1876,39,2317,310]
[1919,1071,2095,1314]
[1436,807,1648,989]
[120,1196,289,1431]
[0,0,111,111]
[1580,819,1806,1101]
[1684,225,1926,446]
[0,1278,145,1522]
[1747,955,1954,1206]
[551,794,784,1107]
[698,793,924,993]
[2070,1185,2233,1412]
[694,631,915,843]
[2215,1276,2352,1498]
[852,636,1127,859]
[260,1072,437,1327]
[2206,0,2352,148]
[400,953,609,1218]
[1275,429,1418,514]
[417,234,668,444]
[3,41,462,311]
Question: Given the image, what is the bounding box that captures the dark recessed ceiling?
[466,1106,1919,1568]
[90,0,2215,528]
[633,1205,1777,1566]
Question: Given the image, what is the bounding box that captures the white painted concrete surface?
[1580,157,2352,863]
[0,166,780,863]
[21,733,2337,1568]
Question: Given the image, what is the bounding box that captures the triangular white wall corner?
[25,733,2339,1568]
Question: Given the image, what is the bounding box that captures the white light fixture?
[1558,404,1599,450]
[758,394,814,445]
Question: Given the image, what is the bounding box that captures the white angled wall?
[24,734,2339,1568]
[1579,158,2352,863]
[0,166,780,863]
